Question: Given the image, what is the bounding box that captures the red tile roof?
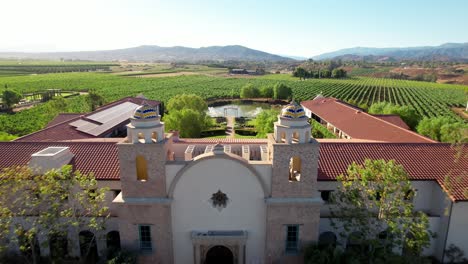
[0,141,119,180]
[371,114,410,130]
[46,113,83,128]
[0,140,466,200]
[301,98,434,143]
[318,142,468,201]
[15,97,160,142]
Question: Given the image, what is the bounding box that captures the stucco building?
[0,97,466,263]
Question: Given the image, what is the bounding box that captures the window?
[289,157,301,181]
[151,131,158,142]
[320,190,332,203]
[136,155,148,181]
[139,225,152,252]
[285,225,299,253]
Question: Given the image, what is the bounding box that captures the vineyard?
[0,61,117,76]
[0,72,466,137]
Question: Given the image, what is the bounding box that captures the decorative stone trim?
[191,231,247,264]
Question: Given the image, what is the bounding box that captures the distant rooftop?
[301,97,434,143]
[16,97,160,142]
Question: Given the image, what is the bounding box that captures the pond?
[207,102,272,118]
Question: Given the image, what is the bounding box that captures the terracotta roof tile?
[46,113,83,128]
[1,140,466,201]
[0,141,119,180]
[372,114,410,130]
[318,142,468,201]
[301,98,434,143]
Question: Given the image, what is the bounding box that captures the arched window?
[50,232,68,259]
[292,131,299,141]
[289,156,301,181]
[106,231,121,259]
[137,132,145,142]
[280,132,286,142]
[79,231,98,263]
[151,131,158,142]
[319,231,337,249]
[136,155,148,181]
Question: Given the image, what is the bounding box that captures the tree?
[163,108,205,138]
[273,83,293,100]
[1,89,22,110]
[330,159,433,262]
[293,67,307,80]
[260,85,274,98]
[369,102,420,129]
[86,89,105,111]
[166,94,207,113]
[253,109,278,138]
[164,94,211,138]
[332,68,347,78]
[0,165,109,264]
[417,117,467,143]
[240,83,260,98]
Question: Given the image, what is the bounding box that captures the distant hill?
[0,45,294,62]
[313,43,468,62]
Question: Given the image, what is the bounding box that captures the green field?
[0,72,466,137]
[0,60,117,76]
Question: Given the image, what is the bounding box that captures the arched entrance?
[205,245,234,264]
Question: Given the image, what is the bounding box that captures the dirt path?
[452,107,468,120]
[226,116,235,138]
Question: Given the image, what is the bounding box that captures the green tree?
[273,83,293,100]
[330,159,433,262]
[166,94,207,113]
[332,68,347,78]
[253,109,279,138]
[86,89,105,111]
[164,94,211,137]
[0,165,109,264]
[417,117,467,143]
[240,83,260,98]
[1,89,22,110]
[369,102,420,129]
[163,108,205,138]
[260,85,274,98]
[293,67,307,80]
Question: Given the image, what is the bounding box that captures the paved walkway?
[226,116,235,138]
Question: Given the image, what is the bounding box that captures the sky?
[0,0,467,57]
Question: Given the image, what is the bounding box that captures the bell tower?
[113,103,173,263]
[265,101,322,262]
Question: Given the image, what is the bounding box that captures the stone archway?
[205,245,234,264]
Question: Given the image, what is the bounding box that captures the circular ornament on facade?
[210,190,229,211]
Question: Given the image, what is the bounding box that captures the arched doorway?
[205,245,234,264]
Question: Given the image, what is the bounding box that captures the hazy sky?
[1,0,467,57]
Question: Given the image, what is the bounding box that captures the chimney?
[29,147,74,174]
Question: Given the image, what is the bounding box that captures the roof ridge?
[14,115,84,141]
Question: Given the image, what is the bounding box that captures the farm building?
[0,97,466,263]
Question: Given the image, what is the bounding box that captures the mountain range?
[1,43,467,62]
[312,43,468,61]
[0,45,293,62]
